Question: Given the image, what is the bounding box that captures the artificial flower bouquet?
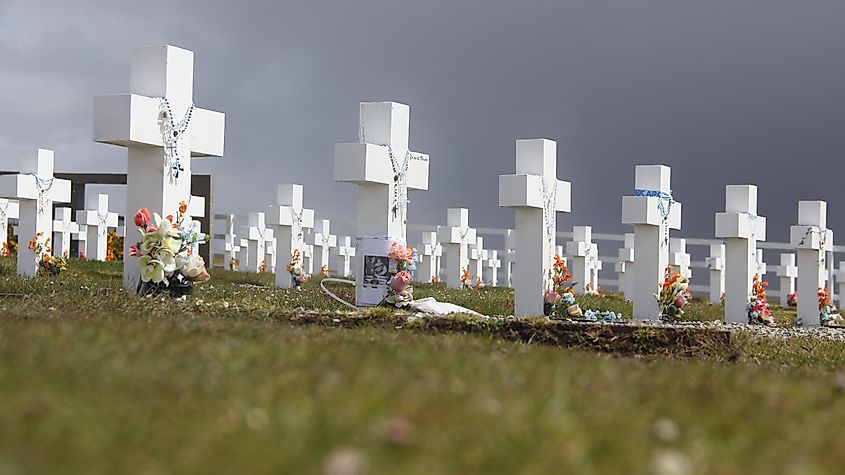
[384,241,417,308]
[654,266,690,322]
[460,268,471,289]
[130,205,209,297]
[544,255,581,318]
[28,232,67,276]
[286,249,310,288]
[819,287,844,327]
[747,274,774,325]
[787,292,797,308]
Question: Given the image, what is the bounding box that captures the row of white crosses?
[566,226,601,293]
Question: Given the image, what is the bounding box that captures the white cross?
[789,200,833,326]
[52,207,79,259]
[669,237,692,279]
[335,236,357,278]
[416,231,442,283]
[500,139,572,317]
[705,243,726,305]
[716,185,767,323]
[303,243,315,275]
[267,184,315,287]
[335,101,429,243]
[0,198,20,256]
[622,165,682,320]
[469,236,487,285]
[589,244,602,293]
[94,45,225,290]
[77,194,118,262]
[566,226,594,294]
[0,149,71,276]
[486,250,502,287]
[832,261,845,308]
[310,219,337,275]
[775,253,798,307]
[616,233,635,299]
[504,229,516,288]
[74,225,89,258]
[756,250,767,278]
[239,212,274,273]
[438,208,477,289]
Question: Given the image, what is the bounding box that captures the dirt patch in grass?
[280,310,736,359]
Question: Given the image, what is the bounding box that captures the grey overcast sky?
[1,0,844,242]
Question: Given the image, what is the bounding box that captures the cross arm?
[498,174,571,211]
[94,94,225,157]
[334,143,430,190]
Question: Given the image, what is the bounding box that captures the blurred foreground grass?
[1,257,845,474]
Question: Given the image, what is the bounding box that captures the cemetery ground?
[2,259,845,473]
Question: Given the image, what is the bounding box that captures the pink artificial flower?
[391,271,413,292]
[134,208,151,228]
[674,295,687,308]
[129,244,140,257]
[388,242,414,263]
[544,290,561,304]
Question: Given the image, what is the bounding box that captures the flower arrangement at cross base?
[383,242,416,308]
[544,255,623,322]
[747,274,774,325]
[460,268,471,289]
[654,266,690,322]
[584,282,603,297]
[320,265,330,277]
[229,257,239,271]
[286,249,310,288]
[259,259,268,273]
[0,242,12,257]
[28,232,67,276]
[787,292,797,308]
[430,275,438,284]
[819,287,844,327]
[130,205,209,298]
[106,230,123,261]
[474,276,484,290]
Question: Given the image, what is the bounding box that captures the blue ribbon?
[634,189,674,201]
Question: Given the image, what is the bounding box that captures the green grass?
[2,256,845,474]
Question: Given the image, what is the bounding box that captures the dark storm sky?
[1,0,844,241]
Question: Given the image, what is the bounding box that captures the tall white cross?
[335,236,357,278]
[566,226,594,293]
[775,253,798,307]
[417,231,442,283]
[705,243,726,305]
[77,194,118,262]
[616,233,635,299]
[52,207,79,258]
[335,101,429,244]
[716,185,767,323]
[239,212,274,273]
[0,149,71,276]
[267,184,315,288]
[790,200,833,326]
[94,45,225,290]
[0,199,20,256]
[469,236,487,284]
[500,139,572,317]
[438,208,477,289]
[622,165,682,320]
[669,238,691,279]
[311,219,337,275]
[486,250,502,287]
